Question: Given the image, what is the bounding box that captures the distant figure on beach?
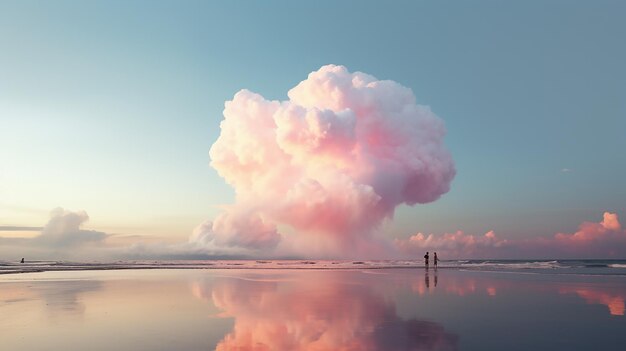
[434,252,439,268]
[20,258,24,263]
[424,252,429,267]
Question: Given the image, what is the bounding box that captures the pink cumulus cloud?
[518,212,626,258]
[554,212,622,246]
[395,230,508,259]
[396,212,626,259]
[193,65,455,256]
[191,209,280,252]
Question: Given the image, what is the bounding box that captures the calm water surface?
[1,268,625,350]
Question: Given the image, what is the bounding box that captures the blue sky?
[1,0,625,244]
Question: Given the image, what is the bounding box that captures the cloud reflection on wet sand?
[1,269,624,351]
[191,273,459,351]
[410,269,626,316]
[559,287,625,316]
[0,280,102,320]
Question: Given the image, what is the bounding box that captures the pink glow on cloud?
[396,212,626,259]
[554,212,622,245]
[396,230,508,259]
[190,209,280,251]
[192,65,455,256]
[540,212,626,257]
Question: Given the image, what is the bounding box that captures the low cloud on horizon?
[0,208,109,260]
[1,208,625,261]
[395,212,626,259]
[0,226,43,231]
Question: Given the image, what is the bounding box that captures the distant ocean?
[2,259,626,275]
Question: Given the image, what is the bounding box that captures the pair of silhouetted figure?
[20,258,24,263]
[424,252,439,268]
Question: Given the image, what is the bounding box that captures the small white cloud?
[33,207,107,247]
[561,168,572,173]
[0,208,108,260]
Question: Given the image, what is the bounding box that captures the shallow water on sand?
[1,268,625,350]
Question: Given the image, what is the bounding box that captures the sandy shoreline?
[3,259,626,276]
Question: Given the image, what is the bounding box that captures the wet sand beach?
[1,267,625,350]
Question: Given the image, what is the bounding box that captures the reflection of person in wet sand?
[426,268,438,289]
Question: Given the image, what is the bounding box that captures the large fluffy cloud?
[33,207,106,247]
[193,65,456,256]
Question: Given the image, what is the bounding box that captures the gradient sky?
[1,1,625,249]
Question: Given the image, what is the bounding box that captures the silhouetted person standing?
[424,252,429,267]
[20,258,24,264]
[434,252,439,268]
